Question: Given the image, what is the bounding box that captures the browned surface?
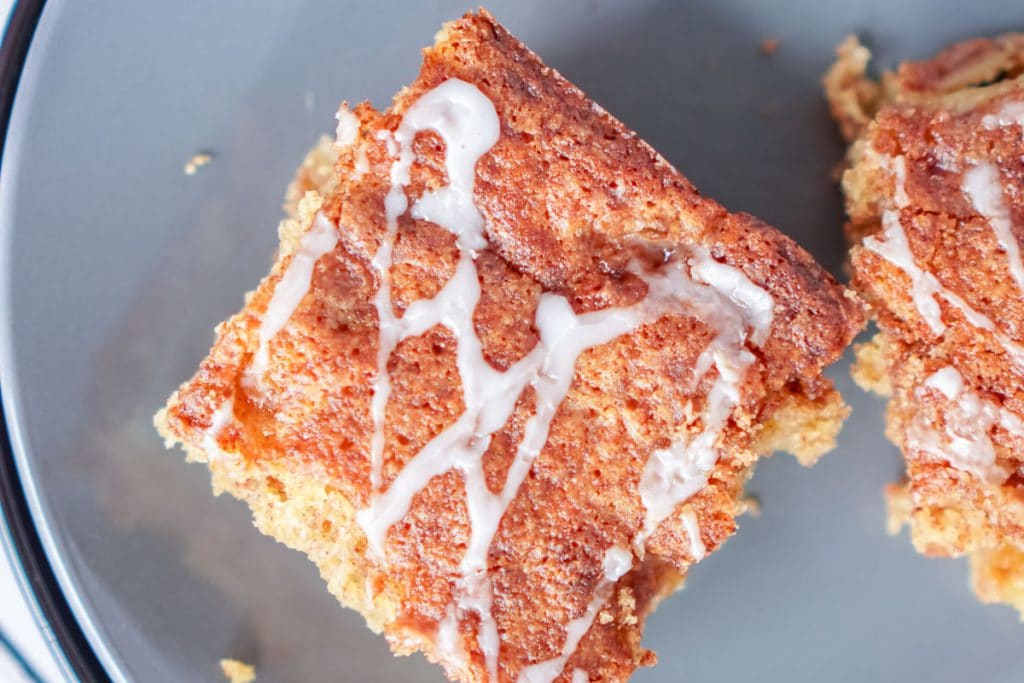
[159,11,861,681]
[831,35,1024,617]
[893,34,1024,95]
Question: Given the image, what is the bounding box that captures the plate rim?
[0,1,109,681]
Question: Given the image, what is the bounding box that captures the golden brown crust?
[970,544,1024,619]
[832,34,1024,616]
[851,333,892,396]
[284,135,338,217]
[158,11,860,681]
[823,36,881,143]
[892,34,1024,96]
[753,387,849,467]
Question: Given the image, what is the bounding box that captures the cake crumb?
[219,658,255,683]
[760,38,779,56]
[739,494,762,518]
[822,36,880,142]
[184,152,214,176]
[970,545,1024,618]
[851,334,891,396]
[884,483,912,536]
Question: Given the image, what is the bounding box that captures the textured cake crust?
[157,11,861,681]
[828,35,1024,618]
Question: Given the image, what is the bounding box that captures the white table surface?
[0,551,65,682]
[1,2,68,681]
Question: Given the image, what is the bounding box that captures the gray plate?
[2,1,1023,681]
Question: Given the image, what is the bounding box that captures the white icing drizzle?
[517,547,633,683]
[335,106,360,148]
[889,153,910,208]
[206,198,341,466]
[346,78,773,681]
[863,155,1024,367]
[200,215,339,460]
[864,210,946,334]
[353,144,369,178]
[923,365,962,400]
[690,249,774,346]
[246,212,340,384]
[201,399,235,461]
[571,669,589,683]
[363,79,502,502]
[963,162,1024,295]
[982,101,1024,138]
[864,149,909,207]
[680,509,706,562]
[635,249,771,549]
[911,366,1022,484]
[435,605,468,672]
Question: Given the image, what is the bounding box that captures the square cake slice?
[158,11,861,681]
[827,34,1024,617]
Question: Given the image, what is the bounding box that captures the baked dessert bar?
[826,34,1024,617]
[158,11,861,681]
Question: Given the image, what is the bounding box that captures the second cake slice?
[827,34,1024,618]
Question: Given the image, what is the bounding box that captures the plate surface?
[2,1,1023,681]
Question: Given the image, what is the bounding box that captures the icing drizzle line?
[247,212,340,384]
[201,399,235,461]
[910,366,1022,484]
[204,209,342,453]
[983,101,1024,140]
[963,162,1024,296]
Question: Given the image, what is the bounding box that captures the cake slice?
[157,11,862,681]
[827,34,1024,617]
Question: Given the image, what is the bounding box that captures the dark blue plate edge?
[0,1,110,681]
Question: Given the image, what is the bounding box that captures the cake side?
[158,11,862,682]
[829,35,1024,618]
